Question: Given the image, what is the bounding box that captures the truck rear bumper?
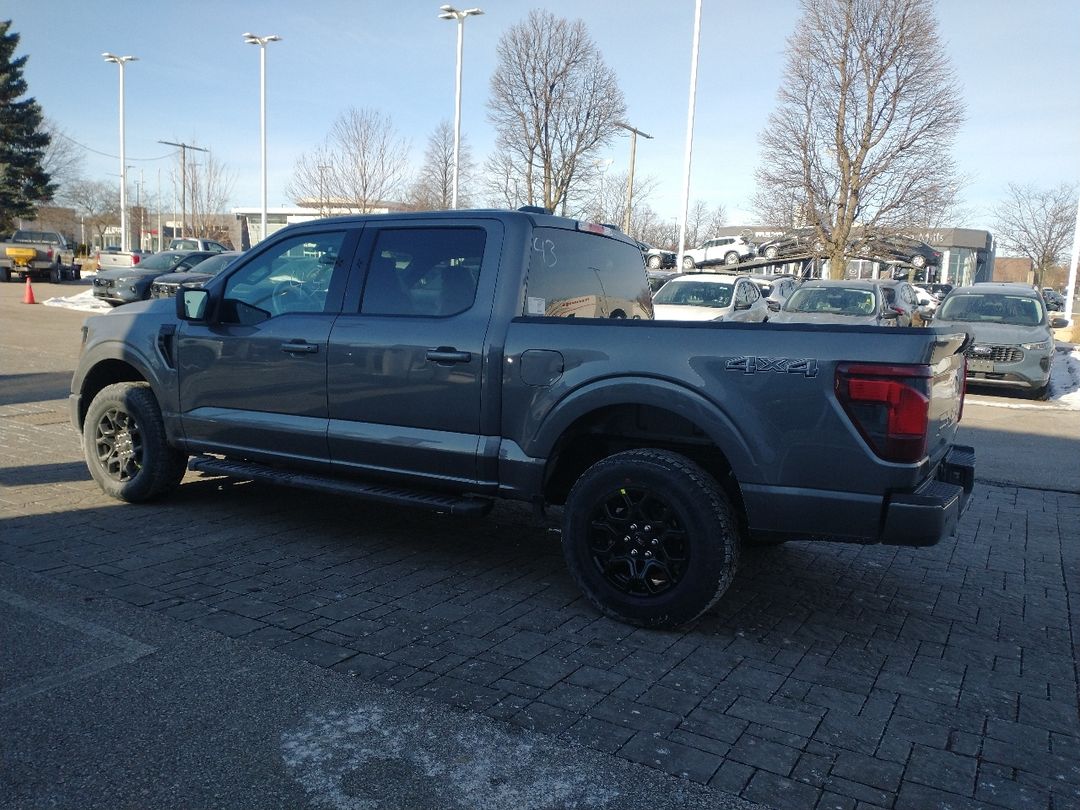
[743,444,976,548]
[879,445,976,547]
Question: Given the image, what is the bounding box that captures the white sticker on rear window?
[527,296,546,316]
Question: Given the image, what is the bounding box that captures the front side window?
[222,231,347,323]
[524,228,652,319]
[360,227,485,317]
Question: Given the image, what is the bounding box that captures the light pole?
[102,53,137,252]
[438,5,483,210]
[676,0,702,271]
[615,122,653,234]
[243,32,281,243]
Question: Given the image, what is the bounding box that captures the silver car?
[769,279,904,326]
[932,283,1070,399]
[652,272,770,322]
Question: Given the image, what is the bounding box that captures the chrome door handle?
[426,348,471,364]
[281,341,319,354]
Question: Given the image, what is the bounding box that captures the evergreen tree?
[0,20,54,231]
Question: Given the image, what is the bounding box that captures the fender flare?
[523,376,762,483]
[73,340,177,427]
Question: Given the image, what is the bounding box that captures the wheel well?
[543,404,746,524]
[77,360,146,428]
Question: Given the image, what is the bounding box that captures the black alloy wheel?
[82,382,188,502]
[585,485,689,597]
[93,405,144,483]
[562,449,740,628]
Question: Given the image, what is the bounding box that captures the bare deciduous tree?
[578,169,654,230]
[487,10,626,213]
[682,200,727,248]
[63,179,118,247]
[756,0,965,276]
[993,182,1078,287]
[185,153,236,242]
[40,118,84,196]
[408,120,475,211]
[290,108,410,214]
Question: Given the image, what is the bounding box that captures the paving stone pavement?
[2,398,1079,809]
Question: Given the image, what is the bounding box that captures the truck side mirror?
[1050,317,1070,330]
[178,289,209,321]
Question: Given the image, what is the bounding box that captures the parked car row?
[92,250,238,306]
[649,271,1070,401]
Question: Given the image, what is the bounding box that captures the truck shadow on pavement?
[0,461,89,486]
[3,474,1079,808]
[0,372,74,406]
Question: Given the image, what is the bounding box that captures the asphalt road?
[3,279,1079,810]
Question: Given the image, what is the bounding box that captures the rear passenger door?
[325,218,503,488]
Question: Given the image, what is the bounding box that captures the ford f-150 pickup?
[70,208,975,627]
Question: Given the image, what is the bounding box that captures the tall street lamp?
[102,53,137,251]
[676,0,702,271]
[243,32,281,242]
[438,5,483,209]
[615,122,653,234]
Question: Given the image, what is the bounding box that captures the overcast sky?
[8,0,1079,229]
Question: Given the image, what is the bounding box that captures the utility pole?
[318,163,331,217]
[158,140,209,238]
[614,122,653,235]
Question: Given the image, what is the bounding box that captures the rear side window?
[524,228,652,319]
[360,227,485,317]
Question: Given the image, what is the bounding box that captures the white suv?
[682,236,755,270]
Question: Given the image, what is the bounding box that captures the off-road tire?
[682,256,696,271]
[562,449,740,628]
[83,382,187,502]
[647,255,662,269]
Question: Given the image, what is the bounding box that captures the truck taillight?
[132,254,140,265]
[46,249,53,259]
[835,363,931,464]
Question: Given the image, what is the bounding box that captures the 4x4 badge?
[726,356,819,378]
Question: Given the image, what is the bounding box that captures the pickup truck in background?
[0,230,79,282]
[69,208,975,628]
[93,248,153,271]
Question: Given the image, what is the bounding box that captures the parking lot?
[3,280,1080,809]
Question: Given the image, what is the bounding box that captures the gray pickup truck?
[70,209,975,627]
[0,229,79,282]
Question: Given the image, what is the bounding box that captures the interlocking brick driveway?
[3,393,1078,810]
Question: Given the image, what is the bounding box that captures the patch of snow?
[282,702,620,810]
[1051,345,1080,409]
[42,289,111,313]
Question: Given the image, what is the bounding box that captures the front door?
[177,228,359,469]
[326,219,502,488]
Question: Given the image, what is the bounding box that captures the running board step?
[188,456,493,517]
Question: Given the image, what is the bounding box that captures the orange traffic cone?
[22,276,37,305]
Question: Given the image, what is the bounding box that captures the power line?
[54,130,173,162]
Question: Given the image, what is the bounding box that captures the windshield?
[182,253,238,276]
[937,293,1044,326]
[135,252,187,271]
[784,286,877,315]
[653,280,734,308]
